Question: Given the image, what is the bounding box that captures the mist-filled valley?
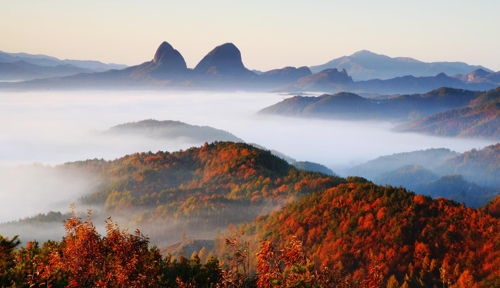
[0,90,497,245]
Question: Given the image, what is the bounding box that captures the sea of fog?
[0,90,496,224]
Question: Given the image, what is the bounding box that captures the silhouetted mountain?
[396,87,500,139]
[2,44,496,93]
[353,72,496,94]
[453,68,500,85]
[130,42,188,80]
[310,50,493,80]
[0,50,126,72]
[277,68,496,94]
[260,87,482,122]
[0,42,190,89]
[258,66,311,85]
[100,119,244,143]
[194,43,255,78]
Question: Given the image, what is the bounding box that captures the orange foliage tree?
[58,207,161,287]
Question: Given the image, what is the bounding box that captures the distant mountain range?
[0,60,94,81]
[276,69,496,94]
[310,50,493,80]
[0,50,127,73]
[1,42,497,94]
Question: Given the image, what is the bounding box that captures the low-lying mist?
[0,90,496,242]
[0,164,96,223]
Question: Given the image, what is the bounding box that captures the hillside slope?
[260,87,482,122]
[72,142,345,245]
[242,181,500,286]
[396,87,500,139]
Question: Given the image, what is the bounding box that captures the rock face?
[152,42,187,71]
[130,41,188,79]
[194,43,254,77]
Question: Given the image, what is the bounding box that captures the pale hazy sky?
[1,0,499,71]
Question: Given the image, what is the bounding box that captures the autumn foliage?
[3,142,500,287]
[67,142,344,245]
[241,181,500,287]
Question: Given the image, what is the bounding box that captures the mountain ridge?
[1,42,497,93]
[259,87,485,122]
[396,87,500,139]
[310,50,493,80]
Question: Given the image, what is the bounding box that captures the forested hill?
[100,119,244,143]
[396,87,500,139]
[240,180,500,287]
[69,142,345,245]
[259,87,482,122]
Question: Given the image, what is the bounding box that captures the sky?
[1,1,500,71]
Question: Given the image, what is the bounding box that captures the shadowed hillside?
[259,87,483,122]
[396,87,500,139]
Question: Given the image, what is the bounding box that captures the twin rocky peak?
[132,41,321,83]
